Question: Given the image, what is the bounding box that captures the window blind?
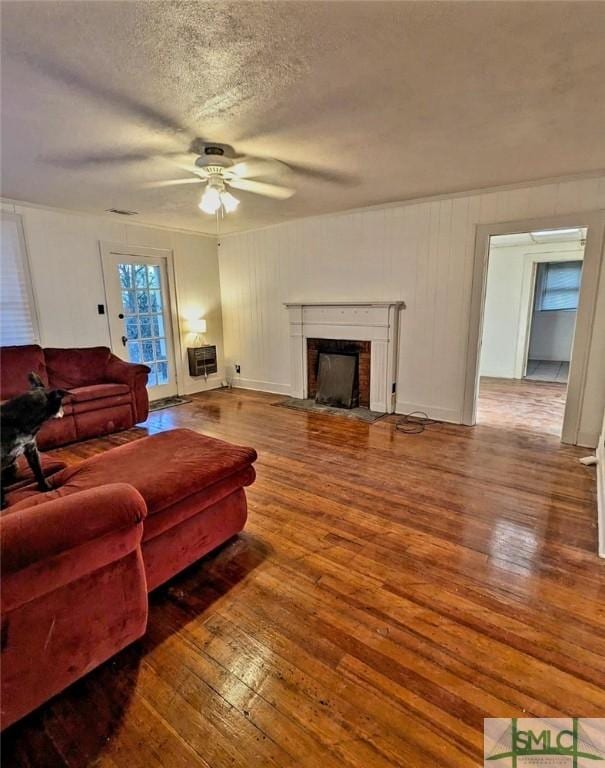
[1,214,39,345]
[535,260,582,312]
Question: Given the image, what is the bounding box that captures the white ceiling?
[490,228,587,248]
[1,1,604,235]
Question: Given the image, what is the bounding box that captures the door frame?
[515,248,585,380]
[99,241,184,397]
[462,209,605,444]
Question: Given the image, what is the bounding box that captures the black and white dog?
[1,373,68,508]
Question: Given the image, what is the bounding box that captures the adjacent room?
[1,2,604,767]
[478,227,587,437]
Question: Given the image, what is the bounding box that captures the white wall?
[218,176,605,445]
[480,242,584,377]
[0,200,224,396]
[480,245,526,378]
[529,310,576,361]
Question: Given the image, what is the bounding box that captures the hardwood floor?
[478,376,568,437]
[3,388,603,767]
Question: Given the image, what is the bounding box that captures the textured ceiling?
[1,1,605,234]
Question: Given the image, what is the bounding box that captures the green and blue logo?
[484,718,605,767]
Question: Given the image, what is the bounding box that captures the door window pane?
[139,316,152,339]
[127,341,141,362]
[147,265,160,289]
[149,291,162,312]
[134,265,147,288]
[126,317,139,339]
[117,261,171,391]
[147,364,158,387]
[122,291,136,313]
[136,291,149,312]
[142,341,154,362]
[157,361,169,384]
[119,264,132,288]
[151,315,165,337]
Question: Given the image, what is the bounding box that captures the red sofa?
[1,429,257,729]
[0,345,150,449]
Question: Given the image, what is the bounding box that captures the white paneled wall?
[0,201,223,396]
[218,176,605,439]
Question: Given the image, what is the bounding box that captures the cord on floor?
[395,411,439,434]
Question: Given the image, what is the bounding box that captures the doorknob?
[121,335,128,346]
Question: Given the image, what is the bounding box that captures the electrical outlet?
[234,364,241,374]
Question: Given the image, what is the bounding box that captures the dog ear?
[28,372,45,389]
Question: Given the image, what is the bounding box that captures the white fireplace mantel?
[284,300,405,413]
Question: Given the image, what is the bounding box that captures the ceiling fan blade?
[228,178,295,199]
[43,151,155,169]
[286,162,356,185]
[142,177,205,189]
[228,156,291,180]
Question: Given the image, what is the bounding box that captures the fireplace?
[307,338,371,408]
[284,301,404,413]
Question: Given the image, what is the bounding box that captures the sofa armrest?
[1,484,147,576]
[105,354,150,385]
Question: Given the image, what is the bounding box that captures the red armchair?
[0,484,149,730]
[0,345,150,449]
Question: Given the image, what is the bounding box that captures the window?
[1,213,39,345]
[535,260,582,312]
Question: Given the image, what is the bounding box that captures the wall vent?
[106,208,139,216]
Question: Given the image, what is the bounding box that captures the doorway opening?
[477,227,586,437]
[101,247,178,400]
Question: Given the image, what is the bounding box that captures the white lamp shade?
[186,318,207,334]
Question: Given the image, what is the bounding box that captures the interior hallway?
[478,377,567,437]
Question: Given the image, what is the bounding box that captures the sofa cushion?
[68,383,131,403]
[71,393,132,416]
[44,347,112,389]
[74,404,134,442]
[0,345,48,399]
[36,415,78,452]
[7,429,257,516]
[142,466,255,542]
[2,455,67,495]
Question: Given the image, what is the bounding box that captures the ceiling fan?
[143,143,296,215]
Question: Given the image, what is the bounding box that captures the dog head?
[28,372,69,419]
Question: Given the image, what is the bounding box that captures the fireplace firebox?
[307,338,371,408]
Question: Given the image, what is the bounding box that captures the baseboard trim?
[180,377,224,396]
[596,421,604,559]
[232,377,292,396]
[395,401,461,424]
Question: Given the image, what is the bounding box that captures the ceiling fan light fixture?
[199,185,221,214]
[220,190,239,213]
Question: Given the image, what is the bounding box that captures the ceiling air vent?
[106,208,138,216]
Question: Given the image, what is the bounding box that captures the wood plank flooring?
[478,376,567,437]
[2,388,603,767]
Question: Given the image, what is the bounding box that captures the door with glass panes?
[102,251,177,400]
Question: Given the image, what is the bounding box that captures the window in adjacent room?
[0,212,40,345]
[534,260,583,311]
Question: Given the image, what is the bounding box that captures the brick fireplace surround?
[306,338,371,408]
[284,301,404,413]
